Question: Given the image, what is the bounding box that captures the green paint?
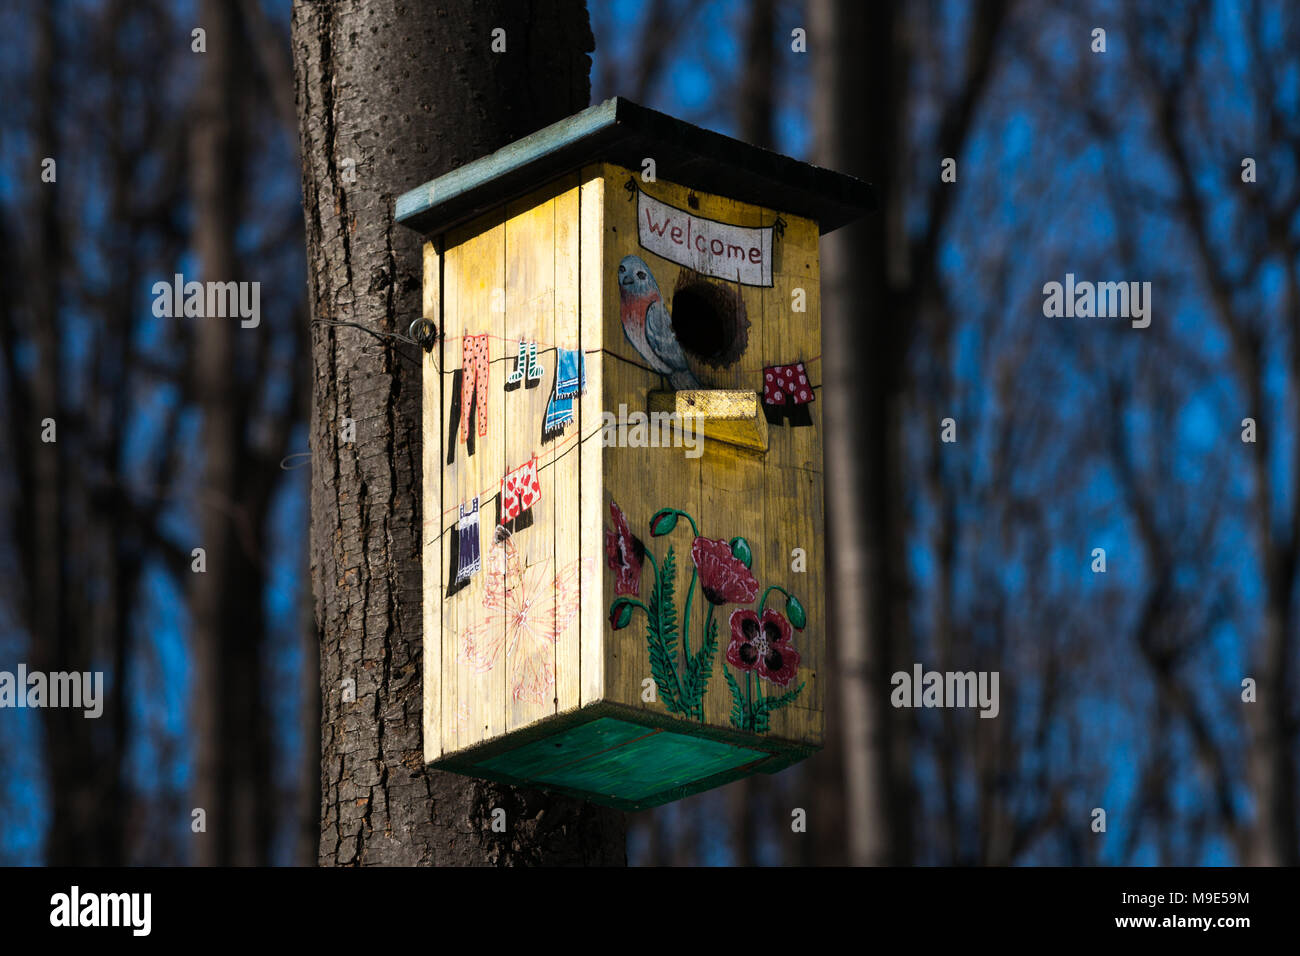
[477,717,765,804]
[642,547,684,713]
[725,678,806,733]
[434,701,818,809]
[609,501,808,733]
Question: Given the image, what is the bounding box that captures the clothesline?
[433,418,593,527]
[442,333,823,377]
[426,422,601,550]
[443,331,599,353]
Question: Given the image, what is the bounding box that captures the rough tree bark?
[291,0,625,865]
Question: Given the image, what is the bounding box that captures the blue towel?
[544,348,585,433]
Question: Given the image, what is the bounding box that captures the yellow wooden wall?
[424,163,823,762]
[597,162,824,749]
[423,172,607,762]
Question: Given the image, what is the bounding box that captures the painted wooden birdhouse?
[396,98,871,809]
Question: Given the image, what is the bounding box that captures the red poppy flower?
[727,609,801,686]
[691,537,759,605]
[605,501,644,596]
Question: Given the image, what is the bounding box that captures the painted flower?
[726,609,801,686]
[605,501,644,596]
[460,536,590,704]
[691,537,759,605]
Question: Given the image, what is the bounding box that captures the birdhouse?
[397,98,871,809]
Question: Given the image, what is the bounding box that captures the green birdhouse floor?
[432,704,815,810]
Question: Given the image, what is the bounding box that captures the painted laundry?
[762,362,814,406]
[544,348,586,434]
[460,333,491,442]
[500,455,542,522]
[455,497,482,584]
[506,340,544,385]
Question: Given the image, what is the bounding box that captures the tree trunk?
[737,0,776,151]
[291,0,625,866]
[810,0,914,866]
[29,0,81,866]
[1245,567,1299,865]
[188,0,274,866]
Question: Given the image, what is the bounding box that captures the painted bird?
[617,254,701,390]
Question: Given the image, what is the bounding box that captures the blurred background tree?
[0,0,1296,866]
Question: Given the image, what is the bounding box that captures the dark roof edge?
[395,97,874,237]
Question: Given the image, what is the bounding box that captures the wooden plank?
[578,168,606,709]
[438,225,463,754]
[765,213,822,472]
[552,173,583,717]
[444,209,507,754]
[761,211,824,746]
[697,441,765,732]
[647,389,768,452]
[503,184,558,733]
[764,464,824,745]
[599,163,703,725]
[422,238,443,763]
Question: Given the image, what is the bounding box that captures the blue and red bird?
[617,254,701,390]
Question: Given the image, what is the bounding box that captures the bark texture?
[291,0,625,865]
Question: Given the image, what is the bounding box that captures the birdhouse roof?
[395,97,874,237]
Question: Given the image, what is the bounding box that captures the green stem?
[674,510,699,668]
[672,508,700,538]
[759,585,790,614]
[745,670,753,732]
[619,599,652,616]
[682,567,697,665]
[699,603,716,721]
[641,548,658,581]
[634,552,659,633]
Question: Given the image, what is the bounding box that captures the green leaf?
[729,536,752,569]
[785,594,807,630]
[751,682,804,735]
[764,681,805,711]
[645,546,684,713]
[681,610,719,719]
[723,669,746,730]
[649,509,678,536]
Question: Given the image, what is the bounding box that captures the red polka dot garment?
[460,333,491,442]
[762,362,814,406]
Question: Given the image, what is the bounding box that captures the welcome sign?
[637,189,774,286]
